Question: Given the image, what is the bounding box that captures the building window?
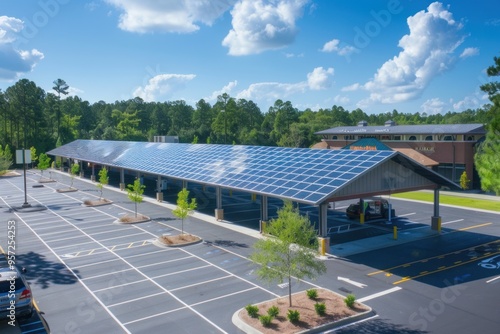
[466,135,474,141]
[393,135,401,140]
[381,135,390,140]
[425,135,433,141]
[443,135,455,141]
[408,136,417,140]
[332,135,338,140]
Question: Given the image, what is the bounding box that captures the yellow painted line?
[142,240,149,246]
[458,222,492,231]
[0,245,5,254]
[484,252,491,256]
[421,259,428,263]
[471,257,477,259]
[88,249,95,255]
[393,250,500,285]
[402,264,410,267]
[454,261,462,264]
[420,271,429,274]
[110,245,116,251]
[438,266,446,270]
[368,239,500,276]
[127,243,134,248]
[385,273,392,277]
[75,252,81,257]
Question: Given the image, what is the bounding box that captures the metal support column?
[318,202,328,237]
[156,175,163,202]
[260,195,269,233]
[91,163,96,182]
[431,188,442,232]
[119,168,125,190]
[215,187,224,221]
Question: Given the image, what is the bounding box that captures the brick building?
[314,121,486,189]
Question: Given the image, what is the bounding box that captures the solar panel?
[48,140,396,205]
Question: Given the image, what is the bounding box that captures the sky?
[0,0,499,115]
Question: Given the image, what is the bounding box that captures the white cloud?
[341,83,361,92]
[452,95,482,111]
[361,2,465,106]
[67,86,84,97]
[0,16,44,80]
[460,47,479,58]
[421,97,446,114]
[307,67,334,90]
[320,39,357,56]
[334,95,350,104]
[222,0,309,55]
[105,0,235,33]
[206,80,238,101]
[236,66,332,107]
[133,73,196,101]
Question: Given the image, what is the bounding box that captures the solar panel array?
[48,140,396,205]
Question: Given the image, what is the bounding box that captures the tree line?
[0,79,492,156]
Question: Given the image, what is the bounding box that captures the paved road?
[1,169,499,333]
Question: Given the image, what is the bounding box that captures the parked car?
[0,266,34,321]
[346,198,394,220]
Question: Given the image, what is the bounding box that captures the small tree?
[38,153,51,180]
[30,146,38,169]
[249,201,326,307]
[172,188,197,234]
[460,171,470,190]
[96,167,109,200]
[70,162,80,188]
[127,178,145,217]
[0,145,12,174]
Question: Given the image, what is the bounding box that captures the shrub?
[344,294,356,308]
[259,314,273,327]
[267,305,279,317]
[314,302,326,316]
[245,304,259,318]
[306,288,318,300]
[287,309,300,323]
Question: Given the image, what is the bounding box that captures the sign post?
[16,149,31,208]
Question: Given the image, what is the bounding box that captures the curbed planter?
[38,178,56,183]
[114,214,150,224]
[154,234,203,248]
[82,198,113,207]
[56,188,78,193]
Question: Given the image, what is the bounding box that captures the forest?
[0,78,492,156]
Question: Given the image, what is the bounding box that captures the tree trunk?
[288,275,292,307]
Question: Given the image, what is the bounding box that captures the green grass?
[391,192,500,212]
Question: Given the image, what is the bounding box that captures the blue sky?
[0,0,498,115]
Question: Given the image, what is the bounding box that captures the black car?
[346,198,393,220]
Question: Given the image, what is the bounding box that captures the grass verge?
[391,191,500,212]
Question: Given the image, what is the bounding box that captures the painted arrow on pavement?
[338,276,367,288]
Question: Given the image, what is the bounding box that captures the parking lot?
[1,170,500,333]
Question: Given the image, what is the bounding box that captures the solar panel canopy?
[48,140,397,205]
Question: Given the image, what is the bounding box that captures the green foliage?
[344,294,356,308]
[459,171,470,190]
[475,130,500,195]
[286,309,300,323]
[249,201,326,307]
[30,146,38,167]
[192,135,198,144]
[96,167,109,199]
[267,305,279,317]
[306,289,318,300]
[127,178,145,217]
[172,188,197,234]
[38,153,51,178]
[0,145,12,171]
[314,302,326,316]
[258,314,273,327]
[69,162,80,188]
[245,304,259,318]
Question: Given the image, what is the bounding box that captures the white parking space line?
[51,240,96,250]
[96,232,149,242]
[442,219,465,225]
[357,287,402,303]
[122,306,187,326]
[486,276,500,284]
[135,256,194,269]
[398,212,416,217]
[44,234,89,243]
[37,229,82,237]
[121,249,173,259]
[71,258,123,269]
[189,287,258,307]
[107,292,167,308]
[82,268,135,281]
[150,265,212,280]
[169,275,233,292]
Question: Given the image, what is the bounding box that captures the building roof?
[48,140,459,206]
[315,123,486,136]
